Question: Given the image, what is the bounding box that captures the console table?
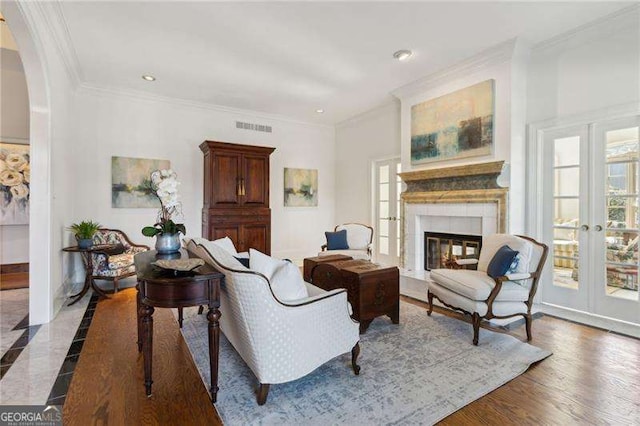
[134,249,224,403]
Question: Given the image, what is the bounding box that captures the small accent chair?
[319,223,374,261]
[427,234,548,345]
[186,238,361,405]
[85,229,149,293]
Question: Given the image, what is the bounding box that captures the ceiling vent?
[236,121,272,133]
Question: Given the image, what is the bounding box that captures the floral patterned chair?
[83,229,149,293]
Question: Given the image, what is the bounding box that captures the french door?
[374,158,402,265]
[541,117,640,325]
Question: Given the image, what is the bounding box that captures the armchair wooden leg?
[113,278,119,294]
[198,305,204,315]
[351,342,361,375]
[472,313,481,346]
[257,383,270,405]
[427,291,434,316]
[525,313,533,341]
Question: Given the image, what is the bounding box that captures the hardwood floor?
[64,289,640,425]
[0,272,29,290]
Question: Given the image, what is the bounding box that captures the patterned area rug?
[178,302,551,425]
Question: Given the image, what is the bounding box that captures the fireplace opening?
[424,232,483,271]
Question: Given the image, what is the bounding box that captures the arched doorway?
[2,2,53,324]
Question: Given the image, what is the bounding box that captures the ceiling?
[58,1,632,125]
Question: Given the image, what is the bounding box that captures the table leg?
[178,307,184,328]
[136,283,142,352]
[141,303,155,396]
[359,320,372,334]
[68,272,91,306]
[207,307,221,403]
[89,277,110,299]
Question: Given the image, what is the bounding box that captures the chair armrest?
[321,244,328,251]
[504,272,532,281]
[281,288,349,307]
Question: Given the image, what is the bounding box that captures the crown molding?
[335,98,399,129]
[20,1,82,88]
[391,38,517,100]
[533,3,639,53]
[78,82,334,130]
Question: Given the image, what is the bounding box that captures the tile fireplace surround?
[398,161,508,301]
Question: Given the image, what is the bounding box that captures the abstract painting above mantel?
[0,143,30,225]
[284,168,318,207]
[411,79,494,164]
[111,156,170,208]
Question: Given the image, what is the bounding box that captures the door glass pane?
[379,183,389,201]
[605,126,639,300]
[379,236,389,255]
[379,165,389,183]
[554,136,580,167]
[554,168,579,196]
[553,136,581,290]
[379,201,389,219]
[379,219,389,237]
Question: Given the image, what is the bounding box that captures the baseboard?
[541,303,640,339]
[0,262,29,274]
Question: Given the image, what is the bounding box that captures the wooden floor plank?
[0,272,29,290]
[64,290,640,425]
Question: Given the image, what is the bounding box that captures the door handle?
[594,225,603,232]
[581,224,589,231]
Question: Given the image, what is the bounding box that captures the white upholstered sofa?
[318,223,374,260]
[185,238,361,405]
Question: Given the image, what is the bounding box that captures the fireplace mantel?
[398,161,509,269]
[398,161,505,192]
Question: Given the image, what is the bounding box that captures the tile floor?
[0,288,94,405]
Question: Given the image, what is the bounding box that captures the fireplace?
[424,232,482,270]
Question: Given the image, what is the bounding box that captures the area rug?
[178,302,551,425]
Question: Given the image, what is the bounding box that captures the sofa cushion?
[487,245,519,278]
[250,249,308,301]
[325,229,349,250]
[430,269,530,302]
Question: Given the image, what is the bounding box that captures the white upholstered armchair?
[186,239,361,405]
[428,234,548,345]
[319,223,374,260]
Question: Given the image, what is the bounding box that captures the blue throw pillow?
[325,229,349,250]
[487,245,519,278]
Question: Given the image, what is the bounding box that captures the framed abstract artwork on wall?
[411,79,495,164]
[111,156,170,208]
[0,142,30,225]
[284,168,318,207]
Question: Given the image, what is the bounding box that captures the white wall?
[334,102,401,225]
[71,89,336,267]
[394,40,529,233]
[0,47,30,264]
[527,8,640,124]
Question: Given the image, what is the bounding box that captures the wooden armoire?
[200,141,275,254]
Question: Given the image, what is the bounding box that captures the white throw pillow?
[211,236,239,255]
[249,249,308,301]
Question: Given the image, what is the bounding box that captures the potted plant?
[69,220,101,249]
[141,169,186,254]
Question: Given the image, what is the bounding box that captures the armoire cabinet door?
[242,224,270,254]
[242,154,269,207]
[209,224,241,249]
[211,152,242,206]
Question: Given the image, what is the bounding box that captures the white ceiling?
[59,1,632,125]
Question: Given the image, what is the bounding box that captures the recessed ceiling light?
[393,50,413,61]
[142,74,156,81]
[316,109,324,114]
